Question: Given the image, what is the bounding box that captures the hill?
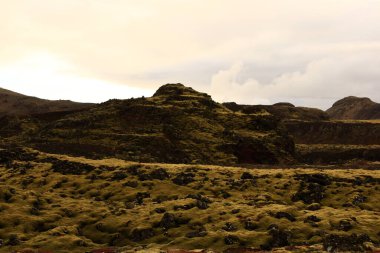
[0,84,296,165]
[326,96,380,120]
[0,87,94,116]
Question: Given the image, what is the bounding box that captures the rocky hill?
[0,84,296,165]
[326,96,380,120]
[0,87,94,116]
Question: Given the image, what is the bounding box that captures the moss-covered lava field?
[0,147,379,252]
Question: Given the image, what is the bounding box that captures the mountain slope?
[0,87,94,116]
[326,96,380,120]
[3,83,296,165]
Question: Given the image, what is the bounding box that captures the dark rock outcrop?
[323,233,372,252]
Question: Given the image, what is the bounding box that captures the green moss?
[0,149,379,252]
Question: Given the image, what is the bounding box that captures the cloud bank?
[0,0,379,108]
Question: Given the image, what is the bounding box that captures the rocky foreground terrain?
[0,147,379,252]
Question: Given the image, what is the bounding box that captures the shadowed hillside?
[326,96,380,120]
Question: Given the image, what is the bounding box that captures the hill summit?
[326,96,380,120]
[153,83,209,98]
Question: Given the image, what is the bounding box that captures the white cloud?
[210,47,380,109]
[0,52,153,102]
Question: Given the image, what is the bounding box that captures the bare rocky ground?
[0,147,379,253]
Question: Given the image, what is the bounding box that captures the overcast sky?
[0,0,379,109]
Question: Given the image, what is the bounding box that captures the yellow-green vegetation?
[0,148,379,252]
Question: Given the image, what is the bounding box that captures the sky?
[0,0,379,109]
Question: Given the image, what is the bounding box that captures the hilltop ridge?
[326,96,380,120]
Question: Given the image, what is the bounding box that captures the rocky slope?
[0,84,296,165]
[0,87,93,116]
[326,96,380,120]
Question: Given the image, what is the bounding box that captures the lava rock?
[352,194,367,205]
[122,181,138,188]
[6,234,20,246]
[294,173,331,186]
[241,172,255,180]
[51,160,95,175]
[196,200,209,210]
[244,220,258,231]
[274,212,296,222]
[186,230,207,238]
[130,228,155,242]
[124,202,135,209]
[173,203,195,211]
[306,203,321,210]
[224,235,241,245]
[135,192,150,205]
[154,208,166,214]
[222,222,238,232]
[150,168,170,180]
[172,172,195,186]
[323,233,371,252]
[261,225,291,250]
[111,171,128,181]
[304,215,321,223]
[158,213,190,230]
[338,219,353,231]
[292,181,326,204]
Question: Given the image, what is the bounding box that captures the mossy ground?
[0,149,379,252]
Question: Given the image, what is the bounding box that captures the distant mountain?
[0,87,94,116]
[326,96,380,120]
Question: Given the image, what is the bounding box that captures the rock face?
[326,96,380,120]
[285,120,380,145]
[1,83,296,165]
[223,102,329,121]
[284,120,380,164]
[0,87,93,116]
